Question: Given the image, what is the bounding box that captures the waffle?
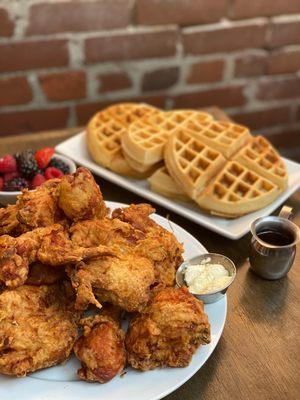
[105,102,159,126]
[195,161,282,217]
[148,166,189,201]
[123,151,161,174]
[164,127,226,199]
[86,103,158,177]
[121,110,213,168]
[234,136,288,189]
[86,102,287,218]
[185,120,251,158]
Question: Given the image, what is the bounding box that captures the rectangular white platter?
[56,131,300,240]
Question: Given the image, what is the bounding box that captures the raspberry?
[4,177,29,191]
[4,171,20,182]
[17,149,39,179]
[48,157,70,174]
[0,177,3,191]
[0,155,17,174]
[31,173,46,189]
[44,167,63,180]
[35,147,55,169]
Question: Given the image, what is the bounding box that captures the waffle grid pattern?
[199,121,247,145]
[241,136,287,178]
[129,120,169,150]
[111,103,158,126]
[93,117,125,155]
[212,161,277,203]
[90,103,158,158]
[130,111,212,149]
[183,120,250,159]
[174,130,222,184]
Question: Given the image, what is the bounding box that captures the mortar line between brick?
[0,24,180,44]
[1,90,300,115]
[4,45,299,80]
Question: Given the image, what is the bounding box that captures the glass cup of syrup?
[249,206,300,279]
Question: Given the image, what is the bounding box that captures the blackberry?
[17,149,39,179]
[48,157,70,174]
[4,177,29,191]
[14,151,31,166]
[14,152,21,164]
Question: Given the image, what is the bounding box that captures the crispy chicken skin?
[125,287,211,370]
[0,168,107,237]
[0,224,113,288]
[58,167,107,222]
[0,180,61,237]
[70,217,146,249]
[0,228,43,288]
[71,204,184,290]
[0,283,79,377]
[70,218,149,314]
[0,205,22,236]
[68,204,183,312]
[111,203,156,232]
[74,305,125,383]
[69,251,155,312]
[112,204,184,288]
[36,224,113,266]
[16,180,62,230]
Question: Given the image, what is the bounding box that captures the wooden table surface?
[0,127,299,400]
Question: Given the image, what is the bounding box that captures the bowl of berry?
[0,147,76,205]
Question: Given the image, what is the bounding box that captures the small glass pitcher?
[249,206,300,280]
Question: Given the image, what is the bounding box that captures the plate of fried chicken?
[0,167,226,400]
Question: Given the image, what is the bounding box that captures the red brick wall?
[0,0,300,143]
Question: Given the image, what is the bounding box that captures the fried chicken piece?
[0,205,23,236]
[1,168,107,237]
[68,205,183,311]
[26,262,66,286]
[0,228,43,288]
[69,251,155,312]
[0,282,79,377]
[58,167,107,221]
[113,204,184,287]
[0,224,113,288]
[71,204,183,289]
[74,304,125,383]
[36,224,113,266]
[125,287,211,370]
[0,180,62,237]
[16,179,62,230]
[70,217,146,248]
[112,203,156,232]
[134,231,183,289]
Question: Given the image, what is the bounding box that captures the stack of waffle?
[86,103,158,178]
[86,103,288,218]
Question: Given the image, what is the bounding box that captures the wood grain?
[0,108,299,400]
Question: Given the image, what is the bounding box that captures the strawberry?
[4,171,20,182]
[44,167,63,180]
[35,147,54,169]
[0,155,17,174]
[31,173,46,189]
[0,176,3,191]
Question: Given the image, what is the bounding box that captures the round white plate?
[0,201,227,400]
